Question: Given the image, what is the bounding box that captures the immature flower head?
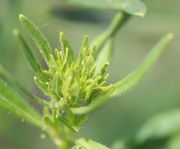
[34,33,112,108]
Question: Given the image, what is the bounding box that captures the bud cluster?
[34,33,112,108]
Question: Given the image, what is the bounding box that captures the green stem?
[53,137,69,149]
[46,126,70,149]
[106,12,130,37]
[91,12,130,56]
[43,112,76,149]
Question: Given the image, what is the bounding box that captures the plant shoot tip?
[140,13,145,17]
[60,32,64,37]
[167,32,174,40]
[19,14,25,20]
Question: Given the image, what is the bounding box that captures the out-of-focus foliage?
[64,0,146,16]
[0,0,22,65]
[136,109,180,142]
[72,138,109,149]
[111,109,180,149]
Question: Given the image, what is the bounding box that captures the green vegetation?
[0,0,178,149]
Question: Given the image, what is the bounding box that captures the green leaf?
[59,32,74,64]
[113,33,174,96]
[0,79,43,128]
[0,64,48,106]
[13,29,47,81]
[72,91,112,115]
[136,109,180,143]
[72,138,109,149]
[96,38,114,72]
[72,33,174,115]
[19,14,52,65]
[65,0,146,16]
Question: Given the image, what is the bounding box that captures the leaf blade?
[65,0,146,16]
[59,32,74,64]
[96,38,114,72]
[72,138,109,149]
[0,79,43,128]
[72,33,174,115]
[113,33,174,96]
[72,92,112,115]
[13,29,46,81]
[0,64,48,106]
[19,14,52,65]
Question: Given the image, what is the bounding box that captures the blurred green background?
[0,0,180,148]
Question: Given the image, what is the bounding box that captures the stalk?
[91,12,130,55]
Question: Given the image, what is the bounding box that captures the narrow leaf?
[96,38,114,72]
[72,92,112,115]
[0,79,43,128]
[65,0,146,16]
[73,138,109,149]
[72,33,174,115]
[19,14,52,65]
[13,29,46,81]
[113,33,174,96]
[0,64,47,106]
[60,32,74,64]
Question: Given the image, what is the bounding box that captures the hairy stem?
[46,126,71,149]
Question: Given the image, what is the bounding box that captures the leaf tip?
[84,34,88,40]
[140,13,146,17]
[60,32,64,39]
[167,32,174,40]
[19,14,25,21]
[34,76,38,81]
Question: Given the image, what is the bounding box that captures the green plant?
[110,108,180,149]
[0,0,174,149]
